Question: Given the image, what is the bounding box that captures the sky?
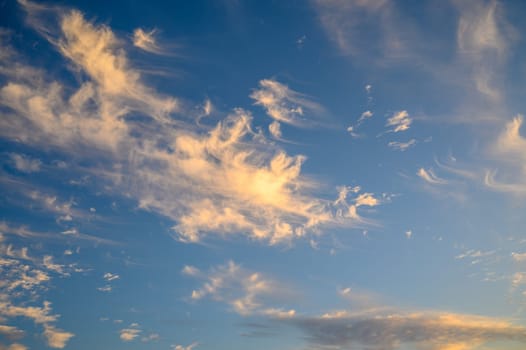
[1,0,526,349]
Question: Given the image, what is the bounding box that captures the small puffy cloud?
[103,272,119,282]
[43,325,74,349]
[181,265,200,276]
[9,153,41,173]
[388,139,416,151]
[120,326,141,342]
[386,110,412,132]
[354,193,379,207]
[97,285,112,292]
[133,28,162,54]
[417,168,448,185]
[171,342,199,350]
[250,79,323,127]
[358,110,373,122]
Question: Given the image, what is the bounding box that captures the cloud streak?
[286,310,526,350]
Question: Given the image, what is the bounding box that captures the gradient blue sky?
[1,0,526,349]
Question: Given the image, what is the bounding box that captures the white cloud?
[9,153,41,173]
[354,193,379,207]
[250,79,323,127]
[43,325,74,349]
[141,333,160,342]
[386,110,412,132]
[0,3,377,246]
[268,120,282,139]
[171,342,199,350]
[512,252,526,262]
[0,325,25,341]
[183,261,292,316]
[133,28,162,54]
[455,0,514,101]
[417,168,448,185]
[388,139,416,151]
[103,272,119,281]
[485,116,526,194]
[120,327,141,342]
[358,110,373,123]
[97,285,112,292]
[348,110,374,137]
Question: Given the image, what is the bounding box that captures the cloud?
[268,121,282,139]
[9,153,41,173]
[348,110,374,137]
[417,168,448,185]
[141,333,160,342]
[182,261,294,316]
[388,139,416,151]
[43,325,74,349]
[0,301,73,348]
[103,272,119,282]
[97,285,112,292]
[0,4,375,245]
[286,310,526,350]
[386,110,412,132]
[0,325,25,341]
[313,0,396,59]
[0,344,28,350]
[512,252,526,262]
[358,110,373,123]
[485,115,526,194]
[133,28,163,54]
[0,235,77,349]
[120,327,141,342]
[354,193,379,207]
[171,342,199,350]
[250,79,323,127]
[454,0,514,101]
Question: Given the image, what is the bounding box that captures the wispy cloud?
[182,261,295,316]
[455,0,515,101]
[171,342,199,350]
[0,3,376,245]
[485,115,526,195]
[250,79,323,127]
[388,139,416,151]
[133,28,163,54]
[417,168,448,185]
[386,110,412,133]
[8,153,41,173]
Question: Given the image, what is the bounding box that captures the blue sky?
[1,0,526,349]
